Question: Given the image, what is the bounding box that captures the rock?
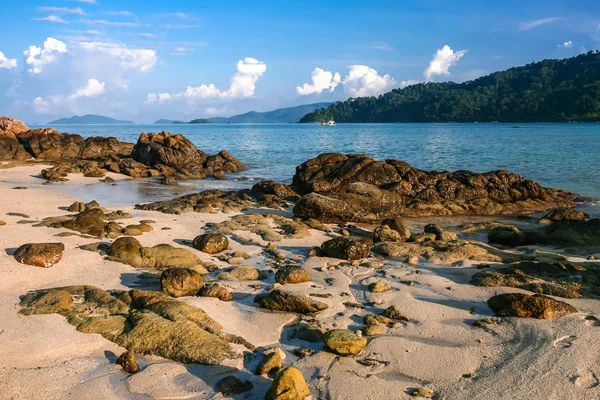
[109,237,206,271]
[216,376,253,396]
[363,325,384,336]
[528,218,600,249]
[294,348,314,357]
[255,289,328,314]
[160,267,204,297]
[291,153,578,222]
[115,350,140,373]
[256,349,283,375]
[322,329,367,356]
[368,282,391,293]
[275,265,312,284]
[193,233,229,254]
[321,238,371,260]
[406,256,419,265]
[251,180,299,201]
[363,314,393,326]
[381,305,409,321]
[104,176,115,184]
[411,388,435,398]
[540,207,590,222]
[488,226,526,246]
[0,117,30,160]
[265,367,310,400]
[19,289,74,315]
[424,224,458,241]
[13,243,64,268]
[297,322,325,342]
[217,265,259,281]
[161,175,178,185]
[487,293,577,319]
[373,218,411,243]
[198,283,233,302]
[68,201,86,212]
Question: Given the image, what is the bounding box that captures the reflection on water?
[38,122,600,199]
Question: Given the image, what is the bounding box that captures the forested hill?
[300,51,600,123]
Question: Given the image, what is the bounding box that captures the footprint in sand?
[572,370,600,389]
[554,335,577,349]
[584,316,600,327]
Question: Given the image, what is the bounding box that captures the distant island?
[300,51,600,123]
[155,102,332,125]
[48,114,135,125]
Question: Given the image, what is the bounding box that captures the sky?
[0,0,599,123]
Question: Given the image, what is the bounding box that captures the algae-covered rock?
[296,322,325,342]
[368,281,391,293]
[322,329,367,356]
[13,242,64,268]
[487,293,577,319]
[193,233,229,254]
[381,305,409,321]
[256,349,283,375]
[275,265,312,285]
[115,350,140,373]
[321,238,371,260]
[540,207,590,222]
[217,265,259,281]
[19,289,73,315]
[373,218,411,243]
[198,283,233,302]
[160,267,204,297]
[216,376,253,396]
[255,289,328,314]
[411,388,435,398]
[488,226,526,246]
[265,367,310,400]
[109,237,206,271]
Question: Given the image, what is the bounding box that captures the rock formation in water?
[291,153,582,222]
[0,117,246,181]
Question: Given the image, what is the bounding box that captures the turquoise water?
[40,123,600,199]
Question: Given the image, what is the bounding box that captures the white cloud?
[34,15,68,24]
[161,24,199,29]
[33,97,50,113]
[368,42,393,51]
[147,57,267,104]
[342,65,396,97]
[73,0,97,3]
[297,68,341,95]
[24,37,68,74]
[137,33,158,38]
[69,78,106,99]
[160,12,194,20]
[78,41,157,73]
[400,79,420,88]
[38,6,85,15]
[83,19,141,28]
[170,46,195,56]
[0,51,17,69]
[423,45,468,81]
[558,41,573,48]
[519,17,560,31]
[106,11,133,16]
[204,106,232,116]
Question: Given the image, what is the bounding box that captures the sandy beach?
[0,163,598,400]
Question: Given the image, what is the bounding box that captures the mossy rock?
[487,293,577,319]
[255,289,328,314]
[265,367,310,400]
[160,267,204,298]
[275,265,312,285]
[322,329,367,356]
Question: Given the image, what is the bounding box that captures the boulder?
[217,265,259,281]
[322,329,367,356]
[487,293,577,319]
[291,153,578,222]
[0,117,30,160]
[275,265,312,284]
[193,233,229,254]
[251,180,299,201]
[19,129,86,160]
[540,207,590,222]
[488,226,526,246]
[265,367,310,400]
[198,283,233,302]
[13,243,64,268]
[368,282,391,293]
[321,238,371,260]
[297,322,325,342]
[216,376,253,396]
[160,267,204,297]
[528,218,600,249]
[109,237,206,271]
[255,289,328,314]
[256,349,283,375]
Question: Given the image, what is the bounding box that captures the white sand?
[0,166,599,399]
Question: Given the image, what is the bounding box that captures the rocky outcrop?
[487,293,577,319]
[488,226,526,246]
[292,153,580,222]
[131,131,246,179]
[14,243,65,268]
[0,117,30,160]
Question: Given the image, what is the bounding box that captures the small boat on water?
[321,120,336,126]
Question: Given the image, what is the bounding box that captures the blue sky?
[0,0,598,123]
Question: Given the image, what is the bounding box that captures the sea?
[33,123,600,212]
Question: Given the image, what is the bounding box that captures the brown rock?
[265,367,310,400]
[255,289,328,314]
[487,293,577,319]
[115,350,140,373]
[198,283,233,302]
[193,233,229,254]
[275,265,312,284]
[161,267,204,297]
[321,238,371,260]
[13,243,65,268]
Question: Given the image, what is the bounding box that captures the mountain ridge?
[48,114,135,125]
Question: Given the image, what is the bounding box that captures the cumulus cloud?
[145,92,172,104]
[148,57,266,103]
[38,6,85,15]
[400,79,420,88]
[519,17,560,30]
[342,65,396,97]
[0,51,17,69]
[297,68,341,95]
[78,41,157,73]
[24,37,68,74]
[34,15,68,24]
[558,41,573,48]
[33,97,50,113]
[423,45,468,81]
[69,78,106,99]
